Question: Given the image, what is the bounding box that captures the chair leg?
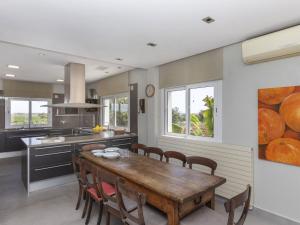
[105,208,110,225]
[85,198,94,225]
[83,189,87,200]
[97,202,104,225]
[76,184,83,210]
[82,194,90,218]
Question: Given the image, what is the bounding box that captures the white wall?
[223,43,300,223]
[52,83,64,93]
[145,67,160,146]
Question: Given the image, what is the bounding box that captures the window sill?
[161,134,221,143]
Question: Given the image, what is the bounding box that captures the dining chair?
[72,154,87,210]
[164,151,187,167]
[186,156,217,175]
[181,185,251,225]
[82,143,106,152]
[96,168,137,225]
[143,147,164,161]
[116,177,168,225]
[83,161,116,225]
[130,143,146,154]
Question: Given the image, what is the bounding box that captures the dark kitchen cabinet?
[29,144,73,182]
[5,130,48,152]
[0,133,5,152]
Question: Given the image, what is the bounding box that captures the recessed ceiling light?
[115,58,123,61]
[97,66,108,71]
[56,79,64,82]
[5,74,16,78]
[7,64,20,69]
[202,16,215,24]
[147,42,157,47]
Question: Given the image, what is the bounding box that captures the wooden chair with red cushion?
[96,168,137,225]
[164,151,187,167]
[71,154,86,210]
[143,147,164,161]
[81,143,106,152]
[82,160,116,225]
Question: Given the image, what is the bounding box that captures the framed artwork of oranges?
[258,85,300,167]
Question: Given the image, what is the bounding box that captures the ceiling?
[0,0,300,82]
[0,42,133,83]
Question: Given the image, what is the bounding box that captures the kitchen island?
[21,131,137,193]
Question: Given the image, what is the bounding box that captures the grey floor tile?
[0,157,298,225]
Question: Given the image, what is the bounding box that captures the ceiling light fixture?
[202,16,215,24]
[56,79,64,82]
[5,74,16,78]
[7,64,20,69]
[147,42,157,47]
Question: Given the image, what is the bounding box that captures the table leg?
[167,202,179,225]
[206,190,215,210]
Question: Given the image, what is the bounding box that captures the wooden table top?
[81,150,226,204]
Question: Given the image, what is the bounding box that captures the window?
[31,100,50,126]
[5,98,52,128]
[164,81,222,141]
[167,89,186,134]
[102,94,129,129]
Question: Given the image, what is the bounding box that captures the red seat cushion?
[87,182,116,202]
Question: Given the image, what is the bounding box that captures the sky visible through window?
[171,87,214,113]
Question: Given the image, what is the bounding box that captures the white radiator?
[158,136,254,202]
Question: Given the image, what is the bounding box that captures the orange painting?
[258,86,300,167]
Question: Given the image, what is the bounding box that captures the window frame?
[163,80,222,142]
[101,92,130,130]
[5,97,52,129]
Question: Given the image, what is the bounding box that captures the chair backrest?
[96,168,118,203]
[81,143,106,152]
[116,178,145,225]
[144,147,164,161]
[186,156,217,175]
[224,185,251,225]
[164,151,186,167]
[82,159,95,183]
[131,143,146,154]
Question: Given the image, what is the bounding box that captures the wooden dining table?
[81,150,226,225]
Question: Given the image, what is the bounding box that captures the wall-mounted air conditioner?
[242,25,300,64]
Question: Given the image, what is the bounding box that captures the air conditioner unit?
[242,25,300,64]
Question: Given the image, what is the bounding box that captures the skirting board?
[0,151,23,159]
[254,205,300,225]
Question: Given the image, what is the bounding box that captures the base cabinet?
[27,136,137,182]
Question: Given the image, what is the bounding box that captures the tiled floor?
[0,157,298,225]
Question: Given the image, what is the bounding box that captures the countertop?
[0,127,89,133]
[21,131,137,147]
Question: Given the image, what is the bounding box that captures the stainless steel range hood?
[44,63,104,108]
